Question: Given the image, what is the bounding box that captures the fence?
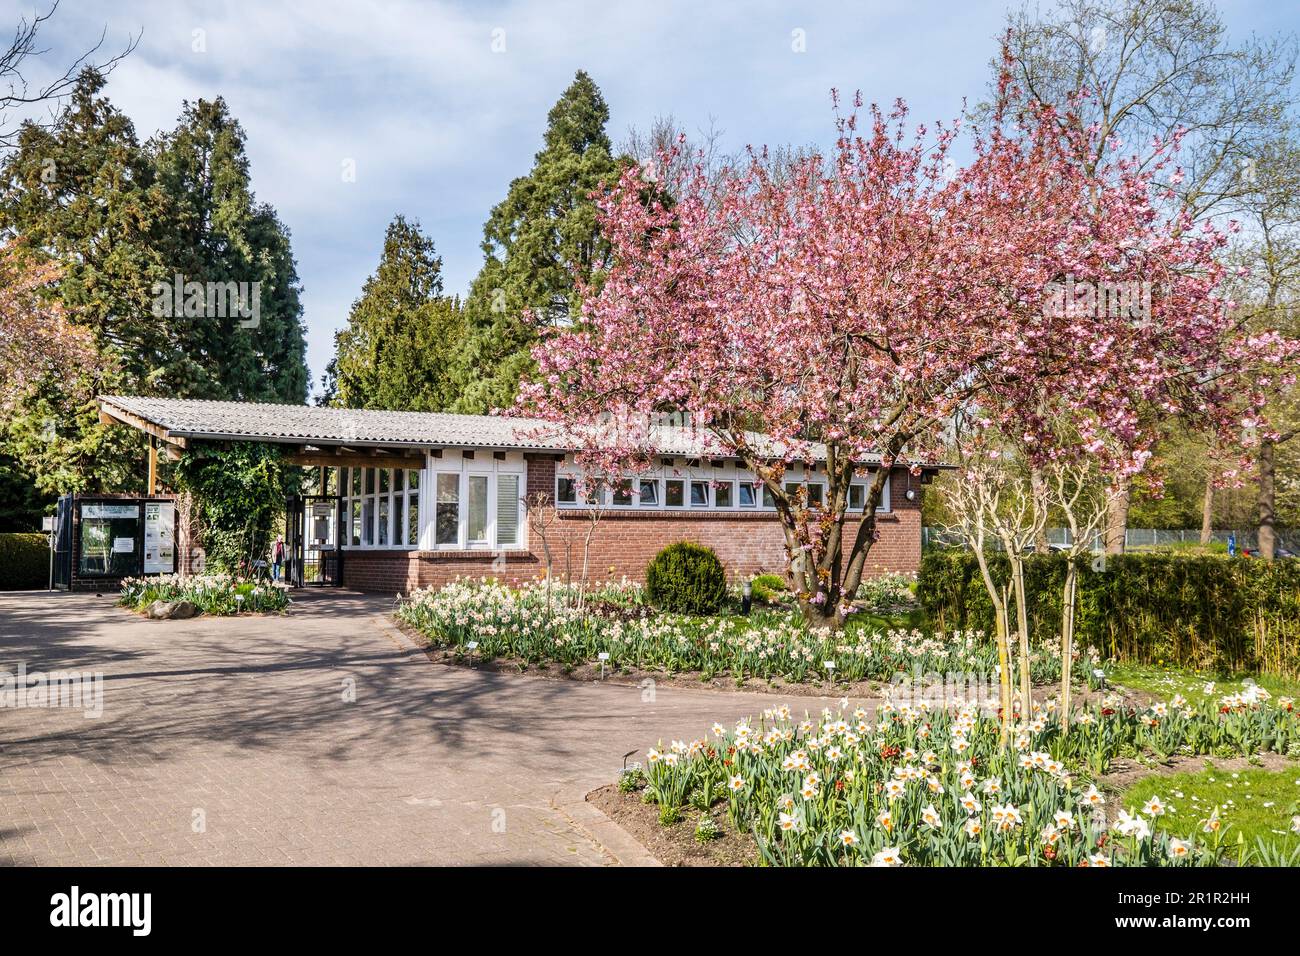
[922,526,1300,553]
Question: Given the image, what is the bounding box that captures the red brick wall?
[342,459,924,595]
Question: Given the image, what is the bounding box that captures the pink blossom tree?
[0,241,95,412]
[518,85,1279,628]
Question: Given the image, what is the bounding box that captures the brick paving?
[0,588,834,866]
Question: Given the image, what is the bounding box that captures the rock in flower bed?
[118,574,290,617]
[394,577,1063,685]
[630,688,1298,866]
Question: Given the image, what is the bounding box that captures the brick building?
[98,396,938,594]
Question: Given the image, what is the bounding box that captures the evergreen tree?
[150,97,307,403]
[329,215,463,411]
[0,71,307,498]
[0,68,173,494]
[450,71,626,413]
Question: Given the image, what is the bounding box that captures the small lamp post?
[741,579,752,616]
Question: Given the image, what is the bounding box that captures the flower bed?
[630,689,1299,866]
[118,574,291,616]
[394,577,1063,685]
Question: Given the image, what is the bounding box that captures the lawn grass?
[1120,765,1300,860]
[1109,661,1300,701]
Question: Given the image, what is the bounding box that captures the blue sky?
[18,0,1298,398]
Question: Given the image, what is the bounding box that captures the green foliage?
[855,571,916,610]
[694,816,721,844]
[119,573,291,615]
[400,578,1057,683]
[750,573,788,603]
[918,549,1300,677]
[450,71,628,413]
[1120,766,1300,860]
[641,695,1299,866]
[645,542,728,615]
[0,532,48,590]
[173,443,300,573]
[0,71,306,501]
[618,768,646,793]
[150,95,308,403]
[0,452,49,531]
[327,215,463,411]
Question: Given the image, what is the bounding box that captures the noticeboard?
[143,500,176,574]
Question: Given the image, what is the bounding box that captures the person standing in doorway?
[272,534,285,583]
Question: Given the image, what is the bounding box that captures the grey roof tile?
[99,395,868,462]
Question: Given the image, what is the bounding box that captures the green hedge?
[646,541,728,615]
[0,532,48,590]
[917,549,1300,677]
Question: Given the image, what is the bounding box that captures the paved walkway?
[0,589,836,866]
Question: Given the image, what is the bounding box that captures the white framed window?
[429,453,526,550]
[549,457,892,515]
[639,479,659,506]
[664,478,686,507]
[611,478,635,507]
[689,480,710,507]
[714,481,734,508]
[340,465,424,550]
[849,474,892,512]
[435,472,459,545]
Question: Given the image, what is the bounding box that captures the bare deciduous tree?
[523,491,558,611]
[999,0,1299,553]
[1043,459,1116,729]
[1,1,137,148]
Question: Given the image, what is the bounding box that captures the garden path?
[0,588,840,866]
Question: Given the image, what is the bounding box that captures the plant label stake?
[598,651,610,678]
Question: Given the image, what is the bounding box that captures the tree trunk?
[1258,438,1277,561]
[972,546,1013,744]
[1011,556,1032,715]
[1031,468,1050,553]
[1200,469,1214,546]
[1104,482,1129,555]
[1059,562,1077,731]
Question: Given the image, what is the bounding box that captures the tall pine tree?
[450,71,626,413]
[150,97,307,403]
[327,215,462,411]
[0,68,172,494]
[0,70,307,497]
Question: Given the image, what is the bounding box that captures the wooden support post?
[147,435,158,496]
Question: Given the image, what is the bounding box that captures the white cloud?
[11,0,1291,396]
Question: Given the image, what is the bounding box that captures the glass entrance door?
[287,495,342,586]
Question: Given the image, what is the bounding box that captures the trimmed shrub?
[917,548,1300,678]
[646,542,728,615]
[750,573,788,603]
[0,532,48,590]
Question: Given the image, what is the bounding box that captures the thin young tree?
[1043,457,1115,729]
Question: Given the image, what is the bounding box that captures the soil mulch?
[587,784,759,867]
